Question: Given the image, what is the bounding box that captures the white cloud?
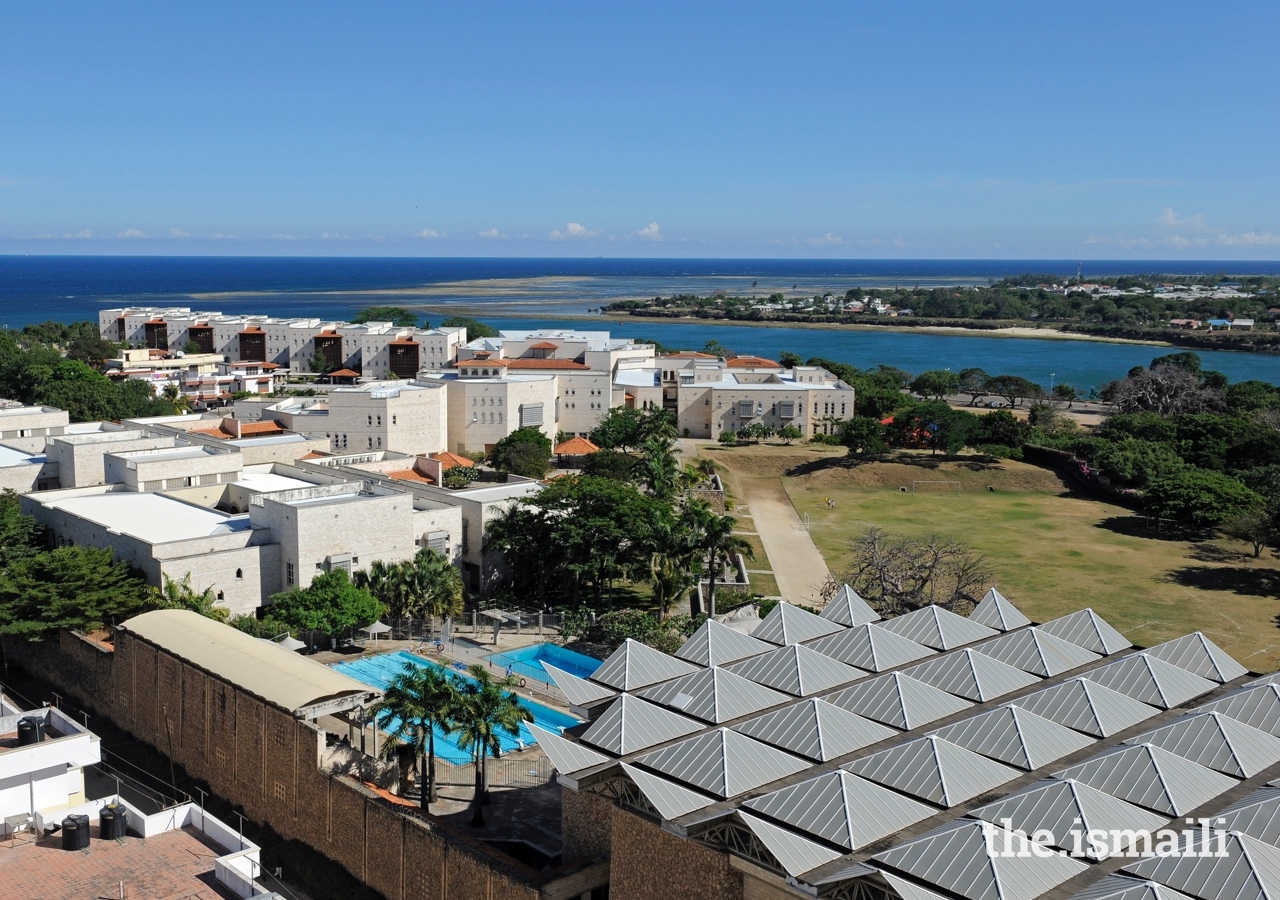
[414,228,445,239]
[808,232,845,246]
[63,229,93,239]
[170,227,191,238]
[117,229,146,239]
[1157,207,1209,231]
[319,232,345,240]
[549,222,601,240]
[212,232,238,239]
[477,228,506,239]
[1086,209,1280,250]
[634,222,663,241]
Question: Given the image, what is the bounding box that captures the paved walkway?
[735,475,831,606]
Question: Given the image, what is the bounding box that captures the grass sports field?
[707,443,1280,672]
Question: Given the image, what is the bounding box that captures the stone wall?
[561,788,613,862]
[609,804,742,900]
[11,630,552,900]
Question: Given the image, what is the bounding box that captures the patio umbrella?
[359,621,393,646]
[278,635,306,652]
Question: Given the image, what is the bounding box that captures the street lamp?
[1049,373,1056,393]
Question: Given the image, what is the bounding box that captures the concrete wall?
[327,384,447,457]
[445,378,558,454]
[11,630,554,900]
[47,433,174,488]
[0,406,69,438]
[555,371,614,437]
[0,458,59,493]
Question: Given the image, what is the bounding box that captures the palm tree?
[401,548,465,622]
[648,508,702,621]
[161,383,190,414]
[354,558,408,617]
[689,503,754,617]
[150,572,226,622]
[639,437,678,501]
[452,664,533,827]
[368,662,458,807]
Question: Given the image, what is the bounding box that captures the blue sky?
[2,2,1278,258]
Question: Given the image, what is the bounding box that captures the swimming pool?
[485,642,602,684]
[332,651,580,759]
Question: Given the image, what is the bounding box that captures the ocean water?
[1,255,1277,388]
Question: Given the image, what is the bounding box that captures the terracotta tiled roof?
[387,468,435,484]
[327,368,360,378]
[528,341,560,350]
[189,427,229,439]
[727,355,782,368]
[504,359,590,370]
[554,436,601,455]
[388,339,419,346]
[458,358,508,367]
[237,421,285,436]
[238,326,265,334]
[300,451,328,460]
[430,451,475,470]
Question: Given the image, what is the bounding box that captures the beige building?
[424,363,559,454]
[324,380,448,455]
[0,404,69,441]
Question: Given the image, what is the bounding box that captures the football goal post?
[910,480,962,495]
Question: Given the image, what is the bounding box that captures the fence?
[298,611,570,653]
[429,754,555,790]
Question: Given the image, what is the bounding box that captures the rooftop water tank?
[99,802,129,840]
[61,814,90,851]
[16,716,44,746]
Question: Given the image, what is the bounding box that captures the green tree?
[399,548,464,620]
[1145,469,1263,529]
[183,340,202,355]
[909,370,960,400]
[957,368,989,405]
[442,465,480,488]
[841,417,888,460]
[589,407,645,452]
[1221,508,1277,558]
[369,662,458,807]
[639,436,678,501]
[452,664,532,827]
[0,546,151,639]
[983,374,1044,408]
[778,425,803,444]
[779,351,802,369]
[267,569,384,637]
[892,401,979,456]
[647,505,703,621]
[439,317,499,338]
[352,306,422,327]
[491,427,552,479]
[1052,383,1079,407]
[0,489,44,569]
[718,431,739,446]
[688,502,753,617]
[581,449,638,482]
[308,350,332,376]
[974,409,1027,447]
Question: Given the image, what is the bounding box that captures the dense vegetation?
[0,323,185,421]
[604,275,1279,349]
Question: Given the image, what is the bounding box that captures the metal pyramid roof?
[902,648,1042,702]
[752,601,845,645]
[1012,678,1160,737]
[843,735,1021,807]
[929,705,1096,770]
[619,763,717,820]
[635,666,789,724]
[735,811,845,877]
[1052,742,1238,816]
[578,693,704,755]
[872,819,1089,900]
[1072,874,1199,900]
[733,698,897,762]
[527,724,612,775]
[1144,632,1249,684]
[634,727,810,798]
[974,627,1102,677]
[971,589,1032,632]
[827,672,975,730]
[1123,832,1280,900]
[805,623,936,671]
[543,662,616,707]
[1123,712,1280,778]
[590,638,701,691]
[724,643,866,696]
[1199,683,1280,736]
[874,871,963,900]
[1211,785,1280,847]
[971,778,1170,859]
[821,585,881,626]
[1038,608,1131,655]
[744,769,934,850]
[675,618,773,667]
[1083,653,1218,709]
[878,605,1000,651]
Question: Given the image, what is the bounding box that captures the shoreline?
[412,306,1174,347]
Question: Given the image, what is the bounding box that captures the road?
[734,475,831,606]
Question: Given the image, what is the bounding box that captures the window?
[377,415,382,426]
[392,415,397,425]
[368,436,373,448]
[235,568,243,580]
[376,437,382,447]
[367,415,372,425]
[286,563,295,586]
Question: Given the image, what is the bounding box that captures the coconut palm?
[452,664,533,827]
[150,572,226,622]
[648,507,703,621]
[353,558,405,614]
[688,502,753,617]
[368,662,458,807]
[639,437,679,501]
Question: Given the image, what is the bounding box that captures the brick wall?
[561,788,613,861]
[11,631,546,900]
[609,804,742,900]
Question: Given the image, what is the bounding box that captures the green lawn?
[711,447,1280,672]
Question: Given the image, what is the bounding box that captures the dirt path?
[736,475,831,605]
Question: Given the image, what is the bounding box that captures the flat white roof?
[0,405,60,417]
[233,472,315,492]
[41,493,252,544]
[228,433,314,446]
[452,481,543,502]
[0,445,40,467]
[116,446,222,462]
